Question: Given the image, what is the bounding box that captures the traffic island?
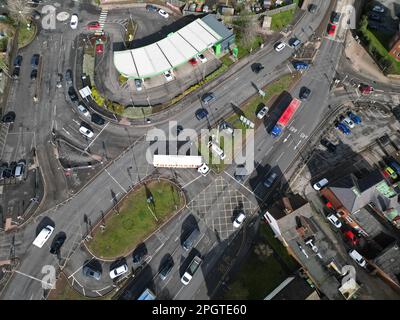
[17,21,37,49]
[86,178,185,260]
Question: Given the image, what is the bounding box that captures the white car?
[233,212,246,228]
[197,163,210,176]
[79,125,94,138]
[32,225,55,248]
[109,264,128,279]
[274,41,286,52]
[198,54,207,63]
[349,250,366,268]
[343,117,355,128]
[313,178,328,190]
[256,106,269,119]
[158,9,169,18]
[164,70,173,82]
[327,213,342,228]
[372,5,384,13]
[77,104,90,117]
[70,14,78,29]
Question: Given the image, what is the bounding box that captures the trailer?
[271,98,301,137]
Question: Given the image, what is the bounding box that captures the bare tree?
[6,0,32,24]
[237,16,258,49]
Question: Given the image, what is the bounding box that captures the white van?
[349,249,366,268]
[209,142,226,160]
[32,225,55,248]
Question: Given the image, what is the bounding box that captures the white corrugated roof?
[113,18,225,79]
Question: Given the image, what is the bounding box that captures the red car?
[359,84,374,94]
[189,58,198,66]
[344,230,360,246]
[327,24,336,36]
[87,21,100,30]
[96,43,104,54]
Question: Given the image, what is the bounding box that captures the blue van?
[292,61,309,71]
[389,161,400,175]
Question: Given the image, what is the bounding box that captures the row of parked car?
[335,111,362,135]
[0,160,26,180]
[12,54,39,80]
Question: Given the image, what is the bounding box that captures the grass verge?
[17,21,36,48]
[270,9,296,31]
[87,180,184,259]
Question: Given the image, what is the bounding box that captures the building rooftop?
[374,243,400,286]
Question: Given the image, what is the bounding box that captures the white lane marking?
[84,122,109,151]
[275,151,285,162]
[14,270,54,287]
[62,128,71,135]
[105,168,128,193]
[181,174,202,189]
[294,140,302,150]
[283,133,291,143]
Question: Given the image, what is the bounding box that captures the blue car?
[292,61,309,71]
[336,122,351,135]
[347,111,361,124]
[195,108,208,120]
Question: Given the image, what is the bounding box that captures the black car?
[133,250,147,264]
[65,69,73,86]
[195,108,208,120]
[31,54,40,67]
[91,113,105,126]
[12,67,20,79]
[330,11,341,24]
[2,111,16,123]
[159,258,174,280]
[2,167,12,179]
[320,138,337,153]
[50,235,66,254]
[9,161,17,177]
[299,87,311,100]
[13,55,23,67]
[368,12,383,22]
[251,63,264,74]
[308,4,317,13]
[146,4,158,12]
[30,69,37,80]
[68,87,79,102]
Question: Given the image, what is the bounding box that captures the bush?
[91,86,105,106]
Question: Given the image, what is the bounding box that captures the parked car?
[256,104,269,119]
[327,23,336,36]
[347,111,361,124]
[163,70,173,82]
[132,250,148,264]
[70,14,78,29]
[2,111,16,123]
[87,21,100,30]
[368,12,383,22]
[146,4,158,12]
[31,54,39,67]
[341,116,355,129]
[349,249,366,267]
[158,9,169,18]
[299,86,311,100]
[195,108,208,120]
[50,235,66,254]
[91,113,105,126]
[159,258,174,280]
[65,69,73,86]
[95,43,104,54]
[79,125,94,138]
[359,84,373,94]
[308,4,317,13]
[330,11,341,24]
[181,256,202,285]
[320,138,336,153]
[109,263,128,279]
[327,213,342,228]
[198,54,207,63]
[13,160,25,178]
[135,79,143,91]
[274,41,286,52]
[233,212,246,228]
[12,67,20,79]
[251,63,264,74]
[56,73,63,88]
[77,104,90,117]
[68,87,78,102]
[201,92,215,104]
[197,163,210,176]
[344,230,360,246]
[289,38,301,49]
[335,121,351,135]
[30,69,37,80]
[189,58,198,66]
[384,166,398,180]
[264,172,278,188]
[313,178,328,191]
[292,61,309,71]
[13,55,23,67]
[82,264,101,280]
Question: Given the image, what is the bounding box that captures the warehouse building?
[113,14,234,79]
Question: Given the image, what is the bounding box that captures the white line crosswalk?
[98,10,108,31]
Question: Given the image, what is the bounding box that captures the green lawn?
[271,9,296,31]
[237,35,263,59]
[17,21,36,48]
[223,224,298,299]
[88,180,184,259]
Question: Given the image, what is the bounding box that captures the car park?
[299,87,311,100]
[320,138,336,153]
[77,104,90,117]
[135,79,143,91]
[50,235,65,254]
[158,9,169,18]
[163,70,173,82]
[264,172,278,188]
[233,212,246,228]
[256,104,269,119]
[146,4,158,12]
[289,38,301,49]
[83,264,101,280]
[349,249,366,267]
[327,24,336,36]
[30,69,37,80]
[201,92,215,104]
[327,213,342,228]
[330,11,341,24]
[91,113,105,126]
[197,163,210,176]
[2,111,16,123]
[274,41,286,52]
[159,258,174,280]
[372,5,384,13]
[31,54,39,67]
[335,121,351,135]
[189,58,198,65]
[313,178,328,191]
[68,87,79,102]
[251,63,264,74]
[87,21,100,30]
[13,55,23,67]
[32,225,55,248]
[109,264,128,279]
[198,54,207,63]
[347,111,361,124]
[70,14,78,29]
[195,108,208,120]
